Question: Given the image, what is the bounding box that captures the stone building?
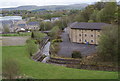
[67,22,110,45]
[27,22,39,30]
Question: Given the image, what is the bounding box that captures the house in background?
[27,21,39,30]
[14,20,27,32]
[67,22,110,45]
[51,17,61,22]
[1,20,15,32]
[43,19,51,22]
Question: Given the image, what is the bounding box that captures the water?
[42,42,51,56]
[42,42,51,63]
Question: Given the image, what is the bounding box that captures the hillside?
[2,46,118,79]
[2,3,88,11]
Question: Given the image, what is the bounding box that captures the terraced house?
[67,22,110,45]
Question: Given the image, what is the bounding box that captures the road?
[58,32,96,57]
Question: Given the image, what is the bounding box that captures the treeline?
[68,2,119,25]
[2,1,119,25]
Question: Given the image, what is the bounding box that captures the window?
[79,34,81,36]
[98,35,100,37]
[91,40,94,42]
[91,35,93,37]
[85,34,87,37]
[98,30,100,32]
[79,39,81,41]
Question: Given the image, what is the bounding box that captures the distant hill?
[117,1,120,5]
[2,3,89,11]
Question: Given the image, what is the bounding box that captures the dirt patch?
[2,36,29,46]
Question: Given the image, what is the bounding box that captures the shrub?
[31,31,47,43]
[72,51,82,58]
[26,39,38,56]
[3,58,19,79]
[52,39,62,43]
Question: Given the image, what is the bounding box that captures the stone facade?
[69,28,101,45]
[67,22,109,45]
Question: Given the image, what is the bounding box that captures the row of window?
[79,39,94,43]
[79,34,100,37]
[83,30,100,32]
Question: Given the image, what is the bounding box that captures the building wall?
[68,28,101,45]
[27,25,39,30]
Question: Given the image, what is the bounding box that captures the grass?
[0,32,31,37]
[2,46,118,79]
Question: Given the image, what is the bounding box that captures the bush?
[31,31,47,43]
[26,39,38,56]
[72,51,82,58]
[3,58,19,79]
[52,39,62,43]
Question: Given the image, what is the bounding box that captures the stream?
[41,42,51,63]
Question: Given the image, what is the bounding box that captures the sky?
[0,0,119,8]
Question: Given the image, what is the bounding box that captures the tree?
[96,2,117,23]
[94,2,106,10]
[3,25,10,33]
[90,10,99,22]
[26,39,38,56]
[31,31,34,38]
[72,51,82,58]
[40,22,52,31]
[97,25,118,62]
[74,5,94,22]
[49,26,60,39]
[3,58,19,79]
[74,13,86,22]
[32,31,47,42]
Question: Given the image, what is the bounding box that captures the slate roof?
[27,22,39,25]
[69,22,110,30]
[1,20,13,25]
[18,24,26,28]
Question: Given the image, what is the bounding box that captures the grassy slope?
[2,46,118,79]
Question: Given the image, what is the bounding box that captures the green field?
[0,32,31,37]
[2,46,118,79]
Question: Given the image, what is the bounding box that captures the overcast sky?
[0,0,119,8]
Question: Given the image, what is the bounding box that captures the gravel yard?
[58,32,96,57]
[2,36,29,46]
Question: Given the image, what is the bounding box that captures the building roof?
[51,17,60,20]
[27,22,39,25]
[1,20,13,25]
[69,22,110,30]
[17,24,26,28]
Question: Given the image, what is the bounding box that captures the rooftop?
[18,24,26,28]
[27,22,39,25]
[69,22,110,30]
